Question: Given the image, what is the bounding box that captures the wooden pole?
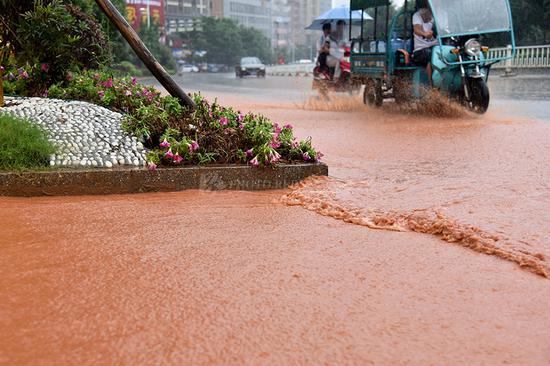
[94,0,195,109]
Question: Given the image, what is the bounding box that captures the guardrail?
[266,63,315,76]
[489,44,550,70]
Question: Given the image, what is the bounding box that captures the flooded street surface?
[1,73,550,364]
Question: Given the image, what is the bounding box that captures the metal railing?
[489,44,550,69]
[266,63,315,76]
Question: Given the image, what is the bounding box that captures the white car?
[178,63,199,74]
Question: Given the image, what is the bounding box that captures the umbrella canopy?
[305,5,373,30]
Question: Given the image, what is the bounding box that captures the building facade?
[164,0,211,33]
[223,0,272,39]
[210,0,224,18]
[270,0,291,49]
[289,0,331,47]
[159,0,331,56]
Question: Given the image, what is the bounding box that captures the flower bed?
[32,71,322,169]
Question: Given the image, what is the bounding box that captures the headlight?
[242,67,247,71]
[465,39,481,57]
[260,66,265,70]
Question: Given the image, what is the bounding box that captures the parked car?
[235,57,266,78]
[207,63,223,73]
[177,62,199,75]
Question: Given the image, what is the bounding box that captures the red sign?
[125,0,165,30]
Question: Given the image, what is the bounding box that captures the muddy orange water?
[1,91,550,365]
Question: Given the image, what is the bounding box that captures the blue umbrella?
[305,5,373,30]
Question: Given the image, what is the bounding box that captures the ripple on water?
[281,176,549,278]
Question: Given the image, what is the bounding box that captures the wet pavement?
[1,72,549,365]
[154,72,550,120]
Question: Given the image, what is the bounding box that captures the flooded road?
[1,73,550,365]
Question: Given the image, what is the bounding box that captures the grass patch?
[0,114,56,171]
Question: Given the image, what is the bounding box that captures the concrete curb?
[0,163,328,197]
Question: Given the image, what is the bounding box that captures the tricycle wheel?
[364,79,383,107]
[467,78,490,114]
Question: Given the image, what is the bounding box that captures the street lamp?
[146,0,150,28]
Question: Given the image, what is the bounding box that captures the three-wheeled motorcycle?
[349,0,516,113]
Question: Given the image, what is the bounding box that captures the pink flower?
[173,153,183,164]
[284,123,293,130]
[18,68,29,79]
[124,89,132,96]
[148,162,157,171]
[101,78,114,88]
[159,139,170,148]
[220,117,229,126]
[0,66,4,73]
[316,151,324,160]
[165,149,174,159]
[291,141,299,149]
[40,63,49,73]
[239,123,245,130]
[249,157,260,167]
[237,113,244,122]
[98,90,105,99]
[41,90,49,98]
[188,140,199,153]
[245,149,253,157]
[269,151,281,164]
[303,152,311,161]
[269,140,281,149]
[131,77,137,85]
[273,123,283,134]
[66,72,74,81]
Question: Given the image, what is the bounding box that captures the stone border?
[0,163,328,197]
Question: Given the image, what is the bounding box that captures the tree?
[509,0,549,45]
[178,17,272,66]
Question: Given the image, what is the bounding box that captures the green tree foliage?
[66,0,136,63]
[138,23,177,72]
[510,0,550,44]
[179,17,272,65]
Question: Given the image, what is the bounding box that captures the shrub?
[113,61,143,77]
[0,113,56,171]
[0,0,111,95]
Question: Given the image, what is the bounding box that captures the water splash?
[297,93,367,112]
[298,89,471,119]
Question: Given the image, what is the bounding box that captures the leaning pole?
[94,0,196,109]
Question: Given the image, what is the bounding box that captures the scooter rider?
[326,20,347,80]
[317,23,332,72]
